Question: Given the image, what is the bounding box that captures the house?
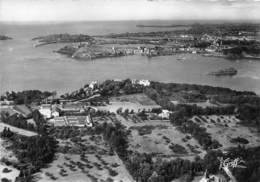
[52,109,60,117]
[39,104,60,119]
[199,170,228,182]
[131,79,150,86]
[49,116,67,126]
[60,103,85,113]
[158,109,172,119]
[0,107,17,117]
[89,81,98,90]
[39,104,52,118]
[138,80,150,87]
[131,79,138,85]
[0,100,14,106]
[13,105,32,118]
[43,94,60,104]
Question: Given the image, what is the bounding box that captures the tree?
[124,109,129,116]
[203,150,223,174]
[116,107,123,114]
[1,127,14,138]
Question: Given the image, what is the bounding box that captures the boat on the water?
[208,67,238,76]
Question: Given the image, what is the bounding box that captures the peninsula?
[136,24,190,28]
[32,33,94,47]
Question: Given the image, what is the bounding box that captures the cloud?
[1,0,260,21]
[162,0,260,4]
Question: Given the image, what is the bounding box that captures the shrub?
[169,143,188,154]
[194,117,201,123]
[2,168,12,173]
[106,177,114,182]
[230,137,249,144]
[108,168,118,176]
[111,163,120,168]
[1,178,11,182]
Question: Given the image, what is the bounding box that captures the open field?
[109,94,158,106]
[0,164,20,182]
[191,115,260,150]
[128,120,205,160]
[0,122,37,137]
[37,132,133,182]
[182,100,219,108]
[96,94,161,113]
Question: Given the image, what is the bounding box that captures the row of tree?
[0,112,36,131]
[1,90,53,105]
[0,110,58,182]
[0,110,49,134]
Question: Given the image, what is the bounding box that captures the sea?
[0,20,260,95]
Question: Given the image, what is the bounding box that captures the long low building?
[49,115,93,127]
[13,105,32,118]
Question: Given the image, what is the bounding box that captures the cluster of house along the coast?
[32,23,260,61]
[53,32,260,60]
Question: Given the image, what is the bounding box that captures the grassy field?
[109,94,158,106]
[191,115,260,150]
[36,132,133,182]
[127,120,205,160]
[97,93,161,113]
[0,165,20,182]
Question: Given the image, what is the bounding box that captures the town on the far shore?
[32,23,260,61]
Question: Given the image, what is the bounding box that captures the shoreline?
[202,53,260,60]
[136,24,191,28]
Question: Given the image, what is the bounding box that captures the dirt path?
[0,122,37,137]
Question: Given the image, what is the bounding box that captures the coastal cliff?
[32,34,94,47]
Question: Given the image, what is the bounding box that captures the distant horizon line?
[1,19,260,25]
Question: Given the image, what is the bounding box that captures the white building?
[89,81,98,90]
[39,105,52,118]
[52,110,60,117]
[0,100,14,106]
[158,109,172,119]
[39,104,59,119]
[138,80,150,87]
[86,115,93,127]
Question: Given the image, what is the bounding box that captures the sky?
[0,0,260,22]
